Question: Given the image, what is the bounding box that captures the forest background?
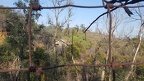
[0,0,144,81]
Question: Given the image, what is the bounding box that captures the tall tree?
[47,0,74,64]
[125,5,144,81]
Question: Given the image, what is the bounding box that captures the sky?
[38,0,106,27]
[0,0,106,30]
[0,0,143,37]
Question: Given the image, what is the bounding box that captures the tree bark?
[125,7,144,81]
[125,25,144,81]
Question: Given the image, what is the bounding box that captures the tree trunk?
[101,49,109,81]
[125,25,144,81]
[101,68,105,81]
[82,66,87,81]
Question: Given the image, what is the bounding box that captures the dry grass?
[0,32,7,45]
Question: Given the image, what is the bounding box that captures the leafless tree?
[100,9,124,81]
[125,5,144,81]
[47,0,73,58]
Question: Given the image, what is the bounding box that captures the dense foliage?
[0,0,144,81]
